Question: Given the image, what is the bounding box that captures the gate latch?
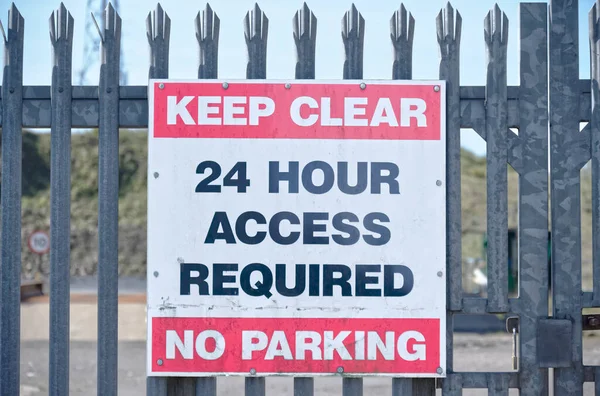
[583,314,600,330]
[506,316,518,370]
[506,316,572,368]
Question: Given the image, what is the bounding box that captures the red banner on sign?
[151,317,440,374]
[152,82,442,140]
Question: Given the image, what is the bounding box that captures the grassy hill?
[4,129,595,289]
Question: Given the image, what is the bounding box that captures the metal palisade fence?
[0,0,598,395]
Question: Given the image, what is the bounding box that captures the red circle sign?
[28,230,50,255]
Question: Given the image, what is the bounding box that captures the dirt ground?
[18,301,600,395]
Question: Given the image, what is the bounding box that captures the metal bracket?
[536,318,572,368]
[507,316,573,368]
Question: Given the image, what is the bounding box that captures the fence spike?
[390,3,414,79]
[341,3,364,79]
[294,2,315,39]
[484,3,509,314]
[9,3,23,31]
[48,3,74,396]
[244,3,268,79]
[196,3,220,78]
[50,2,73,42]
[485,4,508,46]
[0,3,24,396]
[293,2,316,79]
[49,11,56,42]
[91,13,103,41]
[147,3,169,41]
[444,2,454,40]
[245,3,268,41]
[97,2,121,395]
[147,3,170,79]
[0,20,5,43]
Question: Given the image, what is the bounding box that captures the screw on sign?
[28,231,50,255]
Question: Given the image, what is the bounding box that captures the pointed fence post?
[146,4,171,395]
[341,7,364,393]
[244,3,268,79]
[49,4,74,396]
[194,10,219,394]
[0,5,24,396]
[436,3,462,395]
[292,3,316,395]
[390,4,414,79]
[147,3,170,80]
[342,4,364,79]
[388,4,430,395]
[196,4,219,79]
[293,2,316,79]
[243,3,268,392]
[96,3,121,395]
[484,4,510,315]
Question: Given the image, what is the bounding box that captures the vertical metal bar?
[294,377,314,396]
[591,0,600,306]
[342,4,364,80]
[518,3,549,395]
[550,0,586,394]
[437,2,462,313]
[96,4,121,396]
[436,3,461,395]
[389,6,423,395]
[292,5,316,394]
[342,379,362,396]
[487,373,509,396]
[146,4,171,395]
[243,4,268,395]
[412,379,437,395]
[196,4,219,79]
[596,366,600,396]
[293,2,316,80]
[390,4,414,80]
[484,4,510,314]
[48,5,74,396]
[167,378,197,396]
[194,6,218,393]
[392,378,412,396]
[147,377,168,396]
[196,378,217,396]
[0,4,24,396]
[244,4,268,79]
[340,4,364,395]
[245,378,265,395]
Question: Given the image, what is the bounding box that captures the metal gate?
[0,0,598,394]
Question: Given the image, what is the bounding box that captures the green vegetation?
[5,130,595,288]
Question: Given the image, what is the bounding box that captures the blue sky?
[0,0,596,155]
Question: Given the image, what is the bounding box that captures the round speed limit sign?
[28,230,50,255]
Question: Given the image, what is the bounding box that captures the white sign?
[28,230,50,255]
[147,80,446,377]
